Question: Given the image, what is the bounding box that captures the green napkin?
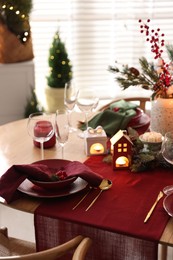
[80,99,138,136]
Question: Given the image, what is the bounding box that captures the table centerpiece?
[109,19,173,135]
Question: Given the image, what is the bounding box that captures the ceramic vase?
[150,97,173,135]
[45,86,65,113]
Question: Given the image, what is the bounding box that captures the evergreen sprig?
[166,44,173,62]
[103,127,173,173]
[128,127,173,172]
[109,19,173,99]
[0,0,32,43]
[109,57,159,92]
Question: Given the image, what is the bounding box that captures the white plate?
[18,178,88,198]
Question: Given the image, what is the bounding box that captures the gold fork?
[144,191,164,223]
[72,186,93,210]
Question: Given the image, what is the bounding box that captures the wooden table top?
[0,115,173,247]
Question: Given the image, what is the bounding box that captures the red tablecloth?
[34,156,172,260]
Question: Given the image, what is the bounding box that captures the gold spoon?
[85,179,112,211]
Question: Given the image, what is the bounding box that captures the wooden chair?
[0,227,92,260]
[99,97,150,113]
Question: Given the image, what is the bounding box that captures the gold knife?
[144,191,164,223]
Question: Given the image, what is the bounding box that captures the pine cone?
[129,67,140,76]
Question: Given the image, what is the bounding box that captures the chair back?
[100,97,150,113]
[0,227,92,260]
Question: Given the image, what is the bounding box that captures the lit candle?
[90,143,104,154]
[116,157,127,167]
[34,120,56,148]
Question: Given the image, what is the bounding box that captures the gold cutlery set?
[73,179,112,211]
[73,184,164,222]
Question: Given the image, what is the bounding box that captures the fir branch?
[109,57,159,91]
[166,44,173,62]
[139,57,159,84]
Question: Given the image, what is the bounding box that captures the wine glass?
[161,131,173,195]
[161,131,173,164]
[27,112,55,160]
[76,89,99,137]
[64,80,79,132]
[55,109,69,159]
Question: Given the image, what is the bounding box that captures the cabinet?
[0,61,35,125]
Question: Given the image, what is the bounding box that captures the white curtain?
[30,0,173,104]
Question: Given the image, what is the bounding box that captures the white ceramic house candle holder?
[110,130,133,170]
[84,126,107,156]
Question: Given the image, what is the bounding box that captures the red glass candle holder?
[33,120,56,149]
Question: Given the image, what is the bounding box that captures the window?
[30,0,173,106]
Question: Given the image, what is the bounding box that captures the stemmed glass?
[55,109,69,159]
[76,89,99,137]
[161,131,173,195]
[64,80,79,132]
[27,112,55,160]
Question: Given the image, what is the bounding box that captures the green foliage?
[0,0,32,43]
[46,31,72,88]
[128,127,172,172]
[0,0,32,15]
[166,44,173,62]
[103,127,173,172]
[24,88,44,118]
[109,57,159,93]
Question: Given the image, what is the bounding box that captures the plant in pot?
[109,19,173,135]
[0,0,34,63]
[45,31,72,113]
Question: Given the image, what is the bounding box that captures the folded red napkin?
[0,161,104,203]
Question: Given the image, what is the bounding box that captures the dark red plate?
[18,178,88,198]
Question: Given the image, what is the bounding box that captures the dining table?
[0,108,173,260]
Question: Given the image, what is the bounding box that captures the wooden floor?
[158,245,173,259]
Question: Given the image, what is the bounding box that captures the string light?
[0,3,30,44]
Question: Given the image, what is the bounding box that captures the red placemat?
[34,156,172,259]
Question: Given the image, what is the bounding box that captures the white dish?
[139,133,163,145]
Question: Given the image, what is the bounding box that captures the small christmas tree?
[24,88,44,118]
[47,31,72,88]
